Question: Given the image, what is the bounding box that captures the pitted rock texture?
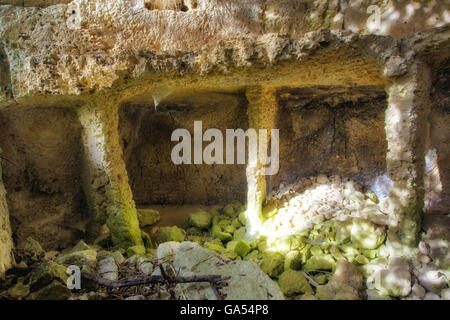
[0,107,88,250]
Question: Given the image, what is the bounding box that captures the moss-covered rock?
[314,274,329,285]
[232,240,251,258]
[211,225,233,242]
[284,250,302,271]
[28,261,68,291]
[137,209,160,227]
[203,241,225,254]
[57,250,97,268]
[350,219,386,250]
[67,240,91,253]
[310,245,323,256]
[7,281,30,299]
[15,237,45,265]
[187,211,212,229]
[222,251,240,260]
[262,203,278,218]
[278,269,313,296]
[222,204,235,217]
[330,246,345,260]
[27,280,70,300]
[94,224,112,248]
[355,254,370,265]
[233,227,246,241]
[238,211,247,225]
[334,221,353,244]
[107,205,144,249]
[365,190,379,204]
[244,250,260,262]
[223,225,236,234]
[315,282,360,300]
[259,252,284,278]
[187,235,203,244]
[186,227,203,236]
[303,254,336,271]
[157,226,186,243]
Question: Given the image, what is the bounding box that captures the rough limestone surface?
[0,0,448,281]
[157,242,284,300]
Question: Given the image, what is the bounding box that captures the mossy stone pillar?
[385,61,431,257]
[78,98,143,249]
[245,86,278,240]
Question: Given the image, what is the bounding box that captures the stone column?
[0,148,13,279]
[244,86,278,240]
[77,98,143,249]
[384,61,431,257]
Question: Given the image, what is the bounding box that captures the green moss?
[233,227,246,241]
[278,270,313,296]
[57,250,97,268]
[365,190,379,203]
[222,204,235,217]
[28,261,68,291]
[68,240,91,253]
[157,226,186,243]
[284,250,302,271]
[203,241,225,254]
[126,245,146,258]
[244,250,260,262]
[259,252,284,278]
[186,227,203,236]
[187,211,212,229]
[15,237,45,265]
[141,231,153,249]
[262,203,278,218]
[238,211,247,225]
[232,240,251,257]
[7,281,30,299]
[211,225,233,242]
[355,254,370,265]
[350,219,386,250]
[303,254,336,271]
[187,235,203,244]
[107,205,143,249]
[137,209,160,227]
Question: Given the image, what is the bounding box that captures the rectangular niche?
[0,107,88,250]
[119,90,249,206]
[269,86,389,197]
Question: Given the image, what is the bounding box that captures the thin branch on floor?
[81,272,230,300]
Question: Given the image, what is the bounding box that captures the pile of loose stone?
[0,175,448,300]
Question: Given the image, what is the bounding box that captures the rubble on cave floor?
[0,176,448,300]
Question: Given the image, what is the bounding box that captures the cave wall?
[425,60,450,213]
[271,86,388,196]
[119,92,248,206]
[0,107,88,250]
[0,149,13,278]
